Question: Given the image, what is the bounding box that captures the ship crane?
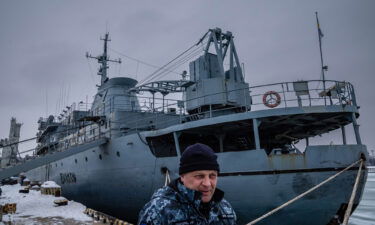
[200,27,245,82]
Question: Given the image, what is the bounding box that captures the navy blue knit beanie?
[179,143,220,175]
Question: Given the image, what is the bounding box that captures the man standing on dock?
[138,143,237,225]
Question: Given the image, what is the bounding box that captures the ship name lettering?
[60,173,77,184]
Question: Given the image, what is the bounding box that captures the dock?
[0,179,132,224]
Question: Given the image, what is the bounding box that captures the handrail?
[14,80,357,157]
[95,79,355,116]
[102,80,356,132]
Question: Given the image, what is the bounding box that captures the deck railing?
[105,79,355,115]
[249,80,355,110]
[29,80,357,155]
[104,80,357,134]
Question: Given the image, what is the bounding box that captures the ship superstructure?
[0,118,22,168]
[0,29,369,225]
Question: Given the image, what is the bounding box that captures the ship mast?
[315,12,328,104]
[86,33,121,87]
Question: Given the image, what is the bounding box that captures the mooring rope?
[342,159,363,225]
[247,159,363,225]
[164,169,171,187]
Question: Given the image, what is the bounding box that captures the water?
[349,169,375,225]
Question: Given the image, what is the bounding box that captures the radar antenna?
[86,33,121,87]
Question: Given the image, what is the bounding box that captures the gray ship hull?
[26,132,368,224]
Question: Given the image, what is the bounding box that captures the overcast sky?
[0,0,374,155]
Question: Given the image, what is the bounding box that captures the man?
[138,143,237,225]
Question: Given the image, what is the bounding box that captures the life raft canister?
[262,91,281,108]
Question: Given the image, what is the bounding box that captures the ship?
[0,28,369,225]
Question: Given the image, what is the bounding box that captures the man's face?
[180,170,218,203]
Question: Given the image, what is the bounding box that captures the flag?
[316,12,324,38]
[317,22,324,38]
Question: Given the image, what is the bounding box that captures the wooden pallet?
[21,180,31,186]
[84,208,133,225]
[113,219,133,225]
[41,187,61,197]
[54,199,68,206]
[19,189,29,194]
[2,203,17,214]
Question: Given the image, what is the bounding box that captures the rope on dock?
[247,159,363,225]
[342,159,363,225]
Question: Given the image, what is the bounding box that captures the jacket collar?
[169,178,225,207]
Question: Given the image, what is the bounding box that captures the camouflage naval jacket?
[138,178,237,225]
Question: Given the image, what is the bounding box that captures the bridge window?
[146,133,177,157]
[179,133,220,153]
[223,132,255,152]
[178,120,255,153]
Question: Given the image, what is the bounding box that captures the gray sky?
[0,0,374,155]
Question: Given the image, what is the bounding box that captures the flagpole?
[315,12,327,105]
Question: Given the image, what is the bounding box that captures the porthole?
[116,151,120,157]
[85,157,88,162]
[99,154,102,160]
[75,159,77,164]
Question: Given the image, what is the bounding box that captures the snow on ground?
[0,183,101,225]
[40,181,60,189]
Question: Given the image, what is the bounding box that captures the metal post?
[218,134,224,152]
[109,118,112,139]
[316,12,327,106]
[209,104,212,118]
[282,83,287,108]
[297,96,302,107]
[243,88,248,111]
[162,95,165,113]
[351,113,362,145]
[110,97,113,113]
[349,84,358,107]
[341,125,347,145]
[305,137,309,146]
[253,118,260,149]
[152,92,155,112]
[173,132,181,157]
[84,123,87,142]
[179,108,182,123]
[98,123,101,139]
